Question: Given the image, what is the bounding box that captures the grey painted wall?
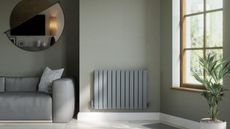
[80,0,160,112]
[160,0,230,127]
[0,0,79,80]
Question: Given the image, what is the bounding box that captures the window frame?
[179,0,223,89]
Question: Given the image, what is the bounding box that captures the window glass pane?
[186,0,204,14]
[206,11,223,47]
[206,49,223,60]
[206,0,223,10]
[185,50,204,84]
[186,15,204,48]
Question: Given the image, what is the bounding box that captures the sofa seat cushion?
[0,92,52,120]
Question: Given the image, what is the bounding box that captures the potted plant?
[193,54,230,129]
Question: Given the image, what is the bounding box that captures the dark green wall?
[0,0,79,79]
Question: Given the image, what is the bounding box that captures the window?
[180,0,223,89]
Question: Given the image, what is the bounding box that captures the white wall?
[80,0,160,112]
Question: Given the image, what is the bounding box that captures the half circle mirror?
[5,0,65,51]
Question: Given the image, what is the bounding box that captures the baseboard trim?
[160,113,200,129]
[0,120,52,123]
[78,112,199,129]
[78,112,160,121]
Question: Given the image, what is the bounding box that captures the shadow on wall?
[60,0,79,117]
[36,0,79,117]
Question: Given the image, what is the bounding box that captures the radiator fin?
[93,70,148,110]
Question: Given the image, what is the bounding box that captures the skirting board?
[160,113,200,129]
[78,112,200,129]
[0,120,52,123]
[78,112,160,121]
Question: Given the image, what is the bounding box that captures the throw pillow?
[38,67,64,93]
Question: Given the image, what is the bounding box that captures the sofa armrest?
[52,78,75,123]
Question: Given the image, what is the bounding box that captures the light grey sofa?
[0,77,75,123]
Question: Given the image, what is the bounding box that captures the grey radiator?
[92,70,148,110]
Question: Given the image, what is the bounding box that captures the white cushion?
[38,67,64,93]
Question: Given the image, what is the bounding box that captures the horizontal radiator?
[92,70,148,110]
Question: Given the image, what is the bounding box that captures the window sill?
[171,87,205,93]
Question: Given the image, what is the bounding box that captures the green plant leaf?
[192,53,230,120]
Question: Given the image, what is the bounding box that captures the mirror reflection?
[5,0,64,51]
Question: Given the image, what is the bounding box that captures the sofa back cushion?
[5,77,39,92]
[0,77,5,92]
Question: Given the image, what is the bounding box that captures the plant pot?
[200,118,227,129]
